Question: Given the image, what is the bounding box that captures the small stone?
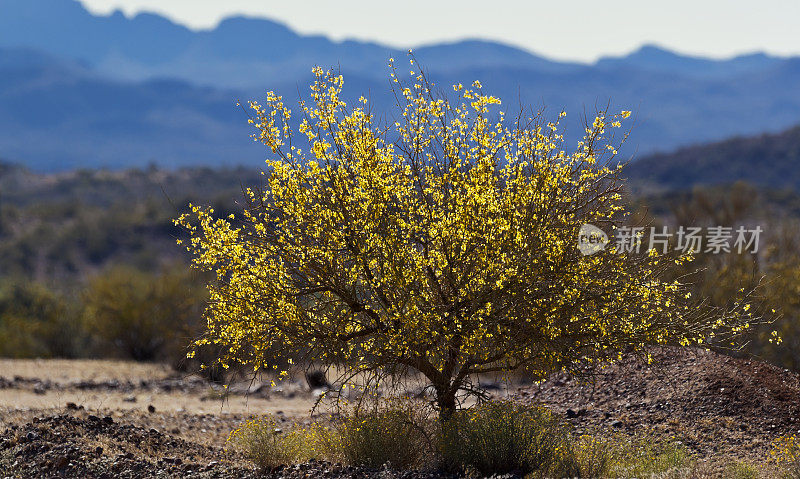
[53,456,69,469]
[123,395,137,403]
[147,405,156,413]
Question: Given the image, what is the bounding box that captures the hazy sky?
[79,0,800,62]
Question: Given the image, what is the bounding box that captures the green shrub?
[229,401,432,471]
[438,401,691,478]
[226,400,714,477]
[613,439,692,478]
[323,400,432,470]
[0,280,85,358]
[227,417,310,470]
[724,460,763,479]
[82,264,205,361]
[439,400,573,476]
[564,435,616,478]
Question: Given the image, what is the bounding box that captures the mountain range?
[2,0,800,172]
[626,125,800,192]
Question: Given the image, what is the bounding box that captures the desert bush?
[0,280,85,358]
[227,417,311,470]
[227,399,711,477]
[724,460,764,479]
[322,400,433,470]
[439,400,573,476]
[229,401,432,471]
[179,59,759,420]
[82,264,205,361]
[612,439,692,478]
[565,435,617,478]
[440,401,692,478]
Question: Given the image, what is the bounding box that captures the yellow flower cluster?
[772,435,800,463]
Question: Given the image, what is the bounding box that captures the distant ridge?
[1,0,800,170]
[626,125,800,191]
[0,0,788,89]
[0,0,571,89]
[596,44,781,78]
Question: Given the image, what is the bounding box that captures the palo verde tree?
[178,58,759,418]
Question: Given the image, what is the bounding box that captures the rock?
[147,405,156,413]
[306,370,330,389]
[123,395,137,403]
[566,408,586,418]
[566,408,579,418]
[611,420,623,428]
[53,456,69,469]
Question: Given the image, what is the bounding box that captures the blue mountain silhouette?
[1,0,799,170]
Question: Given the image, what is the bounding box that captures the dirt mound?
[515,347,800,459]
[0,414,257,478]
[0,413,447,478]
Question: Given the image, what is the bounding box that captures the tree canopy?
[178,59,758,417]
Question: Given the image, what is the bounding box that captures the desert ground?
[1,348,798,477]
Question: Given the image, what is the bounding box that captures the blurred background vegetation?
[0,163,264,370]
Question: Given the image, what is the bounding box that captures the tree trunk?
[436,384,457,421]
